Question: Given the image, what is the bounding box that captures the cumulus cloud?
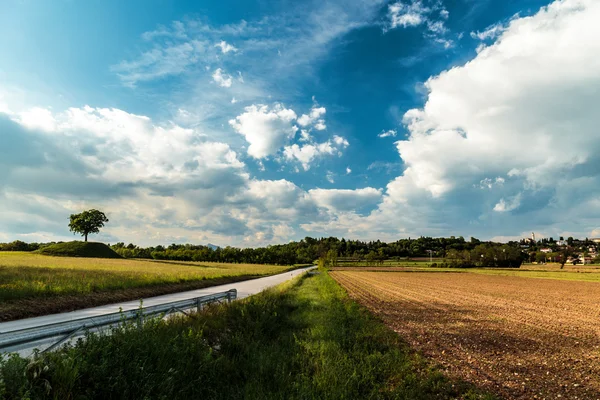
[374,0,600,236]
[388,1,430,28]
[471,22,506,41]
[229,104,298,159]
[378,129,397,138]
[229,102,345,166]
[283,135,348,170]
[215,40,238,53]
[309,187,383,213]
[493,194,522,213]
[297,106,326,128]
[212,68,233,87]
[386,0,450,45]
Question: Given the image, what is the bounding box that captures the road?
[0,266,315,356]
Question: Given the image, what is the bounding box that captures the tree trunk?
[85,233,88,242]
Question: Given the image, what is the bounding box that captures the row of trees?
[1,236,528,267]
[108,236,525,267]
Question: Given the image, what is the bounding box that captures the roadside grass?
[0,252,292,320]
[0,272,493,400]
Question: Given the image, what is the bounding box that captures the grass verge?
[0,272,493,400]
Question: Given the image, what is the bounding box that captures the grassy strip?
[331,266,600,283]
[0,252,292,320]
[0,272,493,400]
[0,274,271,322]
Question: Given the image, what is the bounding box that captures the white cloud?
[283,140,339,171]
[231,97,238,104]
[388,1,429,28]
[314,120,327,130]
[493,194,522,212]
[332,135,349,148]
[229,104,297,158]
[471,22,506,41]
[299,129,312,142]
[309,187,383,212]
[215,40,238,53]
[18,107,57,132]
[390,0,600,202]
[297,106,326,128]
[477,177,505,189]
[212,68,233,87]
[378,129,397,138]
[346,167,352,174]
[111,41,207,87]
[326,171,335,183]
[386,1,451,46]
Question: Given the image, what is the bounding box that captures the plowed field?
[331,271,600,400]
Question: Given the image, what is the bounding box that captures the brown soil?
[0,275,260,322]
[331,271,600,400]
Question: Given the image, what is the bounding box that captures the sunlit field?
[331,270,600,399]
[0,252,292,320]
[331,262,600,283]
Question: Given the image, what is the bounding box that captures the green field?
[331,262,600,283]
[0,272,493,400]
[0,252,292,320]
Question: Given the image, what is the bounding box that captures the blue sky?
[1,0,600,246]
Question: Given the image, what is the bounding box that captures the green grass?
[338,259,441,268]
[36,241,122,258]
[334,262,600,283]
[468,267,600,282]
[0,272,493,400]
[0,252,293,320]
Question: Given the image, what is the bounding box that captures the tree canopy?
[68,209,109,242]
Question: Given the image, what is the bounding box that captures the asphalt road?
[0,266,315,356]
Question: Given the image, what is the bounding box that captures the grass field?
[0,272,492,399]
[337,259,441,268]
[0,252,293,321]
[331,263,600,283]
[331,270,600,399]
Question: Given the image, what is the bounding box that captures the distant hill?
[206,243,220,250]
[37,241,123,259]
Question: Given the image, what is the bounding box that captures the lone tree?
[69,209,109,242]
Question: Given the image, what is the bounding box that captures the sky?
[1,0,600,247]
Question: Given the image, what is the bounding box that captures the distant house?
[579,255,593,265]
[540,248,552,253]
[591,238,600,244]
[556,240,567,247]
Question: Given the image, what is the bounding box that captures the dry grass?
[331,270,600,400]
[0,252,291,320]
[331,264,600,283]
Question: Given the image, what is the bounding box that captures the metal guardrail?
[0,289,237,354]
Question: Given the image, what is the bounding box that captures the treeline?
[109,236,524,267]
[0,236,526,267]
[444,245,524,268]
[0,240,45,252]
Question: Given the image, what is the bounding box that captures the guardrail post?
[227,289,237,303]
